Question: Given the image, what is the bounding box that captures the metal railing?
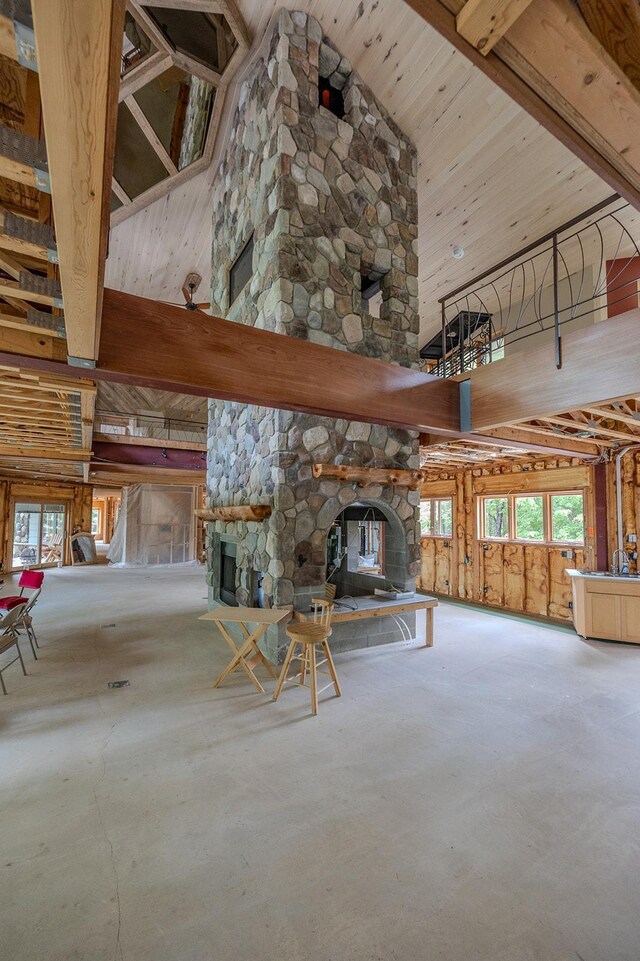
[423,195,640,377]
[95,410,207,446]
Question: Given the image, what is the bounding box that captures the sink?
[580,570,638,578]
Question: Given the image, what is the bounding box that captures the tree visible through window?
[551,493,584,542]
[483,497,508,538]
[479,491,584,544]
[515,496,544,541]
[420,498,453,537]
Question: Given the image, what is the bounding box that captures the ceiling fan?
[162,272,210,311]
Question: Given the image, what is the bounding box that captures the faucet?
[612,548,630,576]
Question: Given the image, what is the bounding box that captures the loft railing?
[423,195,640,377]
[95,410,207,445]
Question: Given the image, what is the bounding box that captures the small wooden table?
[199,606,291,693]
[293,594,438,647]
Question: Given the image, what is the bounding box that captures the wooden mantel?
[196,506,272,523]
[312,464,426,489]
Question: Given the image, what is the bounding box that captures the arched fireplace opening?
[325,499,415,601]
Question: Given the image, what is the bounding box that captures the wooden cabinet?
[568,571,640,644]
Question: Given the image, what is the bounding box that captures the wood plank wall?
[0,477,94,571]
[420,459,596,622]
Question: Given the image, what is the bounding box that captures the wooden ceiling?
[105,0,612,341]
[421,396,640,474]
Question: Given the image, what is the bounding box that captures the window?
[479,491,584,544]
[318,76,345,118]
[92,508,103,539]
[515,496,544,541]
[483,497,508,539]
[420,498,453,537]
[551,493,584,543]
[229,234,253,305]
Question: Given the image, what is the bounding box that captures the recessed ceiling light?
[452,246,465,259]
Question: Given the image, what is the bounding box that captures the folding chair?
[0,605,28,694]
[0,569,45,613]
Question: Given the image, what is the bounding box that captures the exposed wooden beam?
[577,0,640,93]
[0,127,48,191]
[0,210,53,261]
[124,96,178,175]
[111,177,130,206]
[31,0,125,363]
[93,432,207,452]
[0,445,91,461]
[512,421,615,448]
[0,277,59,307]
[196,506,272,523]
[89,463,206,486]
[466,307,640,429]
[0,289,462,434]
[0,310,61,338]
[0,322,66,360]
[536,414,640,443]
[312,464,426,489]
[420,426,601,458]
[0,249,23,279]
[581,404,640,429]
[456,0,534,56]
[403,0,640,208]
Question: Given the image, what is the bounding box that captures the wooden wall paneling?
[434,538,452,594]
[524,545,549,616]
[503,542,525,612]
[481,541,504,606]
[420,537,436,592]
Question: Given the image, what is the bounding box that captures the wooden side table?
[199,606,291,694]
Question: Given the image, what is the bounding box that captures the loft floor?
[2,564,640,961]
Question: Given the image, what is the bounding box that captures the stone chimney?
[206,10,421,660]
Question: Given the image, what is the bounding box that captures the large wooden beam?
[403,0,640,208]
[456,0,534,56]
[0,289,461,434]
[465,307,640,429]
[421,427,601,458]
[576,0,640,93]
[0,445,91,461]
[31,0,125,364]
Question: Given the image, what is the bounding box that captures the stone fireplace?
[206,10,421,661]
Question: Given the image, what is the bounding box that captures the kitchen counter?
[567,569,640,644]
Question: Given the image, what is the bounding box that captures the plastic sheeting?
[107,484,198,566]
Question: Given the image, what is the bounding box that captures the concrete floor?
[2,564,640,961]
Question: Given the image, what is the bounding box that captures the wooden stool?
[273,602,341,715]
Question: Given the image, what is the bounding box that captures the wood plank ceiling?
[105,0,612,342]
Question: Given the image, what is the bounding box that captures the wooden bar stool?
[273,600,341,715]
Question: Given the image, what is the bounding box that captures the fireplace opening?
[219,539,238,606]
[318,75,344,119]
[326,502,412,598]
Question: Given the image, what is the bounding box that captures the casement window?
[420,498,453,537]
[479,491,585,545]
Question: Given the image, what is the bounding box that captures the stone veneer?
[206,10,421,661]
